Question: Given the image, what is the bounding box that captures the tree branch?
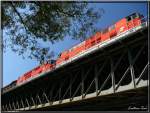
[10,2,29,32]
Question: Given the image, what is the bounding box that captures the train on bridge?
[3,12,145,91]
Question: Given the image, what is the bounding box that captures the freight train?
[3,12,146,92]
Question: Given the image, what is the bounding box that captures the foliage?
[2,1,104,64]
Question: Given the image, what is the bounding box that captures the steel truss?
[2,28,148,111]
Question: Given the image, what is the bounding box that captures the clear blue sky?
[3,2,148,86]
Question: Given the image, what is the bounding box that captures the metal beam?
[1,26,148,111]
[9,102,12,111]
[110,57,115,93]
[136,63,148,85]
[31,96,36,106]
[132,44,146,65]
[115,67,130,90]
[128,49,136,88]
[21,98,25,109]
[12,102,16,110]
[5,104,8,111]
[49,84,55,105]
[43,91,50,103]
[16,101,19,109]
[25,98,30,108]
[72,83,81,100]
[84,79,95,97]
[98,74,111,95]
[2,105,4,111]
[62,72,79,100]
[81,69,85,99]
[37,94,42,105]
[94,64,98,96]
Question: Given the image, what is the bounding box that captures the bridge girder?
[2,27,148,111]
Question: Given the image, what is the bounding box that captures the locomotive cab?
[131,13,143,19]
[132,13,145,23]
[126,13,143,29]
[126,13,143,21]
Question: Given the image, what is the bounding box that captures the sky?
[3,2,148,86]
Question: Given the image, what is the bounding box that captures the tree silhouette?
[2,1,104,64]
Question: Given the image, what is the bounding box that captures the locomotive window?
[126,16,132,21]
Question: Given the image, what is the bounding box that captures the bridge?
[1,21,149,111]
